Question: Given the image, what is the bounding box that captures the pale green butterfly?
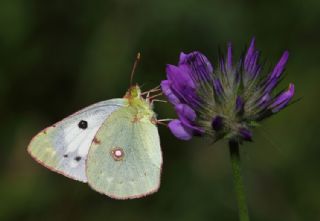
[28,55,163,199]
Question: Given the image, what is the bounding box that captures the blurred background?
[0,0,319,220]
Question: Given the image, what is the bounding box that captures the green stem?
[229,140,250,221]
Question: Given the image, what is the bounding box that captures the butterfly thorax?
[124,85,156,123]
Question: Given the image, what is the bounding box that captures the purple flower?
[161,38,295,142]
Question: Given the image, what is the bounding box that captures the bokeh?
[0,0,319,220]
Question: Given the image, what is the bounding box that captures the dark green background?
[0,0,319,220]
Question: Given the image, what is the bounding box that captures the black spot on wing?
[78,120,88,129]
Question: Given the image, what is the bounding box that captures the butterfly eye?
[78,120,88,129]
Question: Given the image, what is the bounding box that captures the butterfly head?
[124,85,156,121]
[125,84,142,100]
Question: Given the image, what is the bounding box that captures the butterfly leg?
[156,118,173,126]
[151,99,167,105]
[147,92,163,100]
[141,85,161,96]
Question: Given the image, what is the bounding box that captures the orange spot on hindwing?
[93,137,101,144]
[110,147,125,161]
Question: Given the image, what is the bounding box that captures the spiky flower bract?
[161,38,295,142]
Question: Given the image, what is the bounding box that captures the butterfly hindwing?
[86,106,162,199]
[27,98,126,182]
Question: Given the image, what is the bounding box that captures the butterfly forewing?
[28,99,126,182]
[86,106,162,199]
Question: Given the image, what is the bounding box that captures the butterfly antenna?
[130,52,141,86]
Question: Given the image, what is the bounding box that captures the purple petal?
[263,77,278,94]
[180,52,213,72]
[269,83,295,113]
[211,116,223,131]
[175,104,197,123]
[166,52,215,108]
[219,57,226,74]
[166,64,200,107]
[166,64,194,88]
[226,42,232,69]
[213,79,223,95]
[179,51,213,82]
[243,38,260,79]
[179,52,187,65]
[175,87,202,110]
[168,120,193,140]
[257,93,271,108]
[239,128,253,141]
[244,38,256,68]
[175,104,204,136]
[269,51,289,79]
[236,96,244,113]
[264,51,289,94]
[161,80,180,105]
[247,51,260,74]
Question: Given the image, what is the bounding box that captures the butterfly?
[27,55,163,199]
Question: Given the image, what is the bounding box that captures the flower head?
[161,38,295,142]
